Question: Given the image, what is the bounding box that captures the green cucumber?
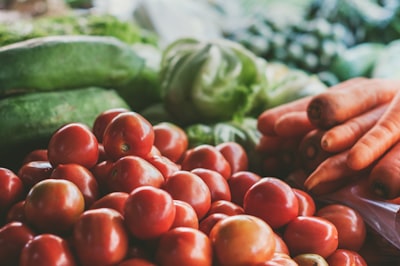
[0,35,144,96]
[0,87,130,170]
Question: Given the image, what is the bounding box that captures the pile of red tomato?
[0,108,381,265]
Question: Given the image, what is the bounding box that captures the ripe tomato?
[0,168,23,217]
[107,155,164,193]
[92,108,129,142]
[48,123,99,169]
[316,203,366,251]
[162,170,211,220]
[207,199,244,216]
[102,112,154,160]
[243,177,299,229]
[153,122,188,163]
[22,149,48,164]
[216,142,248,173]
[283,216,339,258]
[51,163,100,208]
[155,227,213,266]
[210,214,276,266]
[0,221,35,265]
[17,161,53,192]
[181,144,231,179]
[124,186,176,240]
[90,159,114,194]
[171,200,199,229]
[228,171,261,206]
[326,249,367,266]
[145,155,181,180]
[259,252,298,266]
[20,234,77,266]
[24,179,85,234]
[273,233,289,255]
[118,257,157,266]
[199,213,229,236]
[90,191,129,216]
[73,208,129,266]
[292,188,316,216]
[191,168,231,202]
[6,200,26,223]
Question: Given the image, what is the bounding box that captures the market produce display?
[1,0,400,265]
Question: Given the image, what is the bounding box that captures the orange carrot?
[298,129,333,173]
[307,78,398,129]
[304,150,368,193]
[321,103,389,153]
[367,141,400,199]
[273,111,315,137]
[347,82,400,171]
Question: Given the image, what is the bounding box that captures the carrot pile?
[256,77,400,199]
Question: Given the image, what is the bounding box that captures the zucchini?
[0,87,130,170]
[0,35,145,97]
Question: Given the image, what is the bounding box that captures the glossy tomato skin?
[273,233,289,255]
[155,227,213,266]
[292,188,316,216]
[216,142,248,174]
[102,112,154,160]
[171,200,199,229]
[6,200,26,223]
[47,123,99,169]
[24,179,85,235]
[191,168,231,202]
[210,214,276,266]
[0,221,35,265]
[107,156,164,193]
[20,234,77,266]
[283,216,339,258]
[22,149,48,164]
[316,204,366,251]
[124,186,176,240]
[17,161,53,192]
[0,168,24,218]
[207,200,244,216]
[118,257,157,266]
[228,171,261,206]
[90,159,114,194]
[243,177,299,229]
[259,252,298,266]
[92,108,129,143]
[162,170,211,220]
[145,155,180,180]
[153,122,188,163]
[73,208,129,266]
[199,213,229,236]
[181,144,231,180]
[51,163,100,208]
[90,191,129,216]
[326,249,367,266]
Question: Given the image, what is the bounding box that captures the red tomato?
[316,203,366,251]
[326,249,367,266]
[24,179,85,234]
[90,159,114,194]
[102,112,154,160]
[259,252,298,266]
[124,186,176,240]
[145,155,181,180]
[118,257,157,266]
[90,191,129,216]
[6,200,26,223]
[73,208,129,266]
[0,221,35,265]
[191,168,231,202]
[243,177,299,229]
[198,213,229,236]
[171,200,199,229]
[181,144,231,179]
[51,163,100,208]
[47,123,99,169]
[283,216,339,258]
[153,122,188,163]
[22,149,48,164]
[210,214,276,266]
[20,234,77,266]
[216,142,248,173]
[0,168,23,217]
[273,233,289,255]
[17,161,53,192]
[292,188,316,216]
[92,108,129,142]
[155,227,213,266]
[107,155,164,193]
[207,199,244,216]
[162,170,211,220]
[228,171,261,206]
